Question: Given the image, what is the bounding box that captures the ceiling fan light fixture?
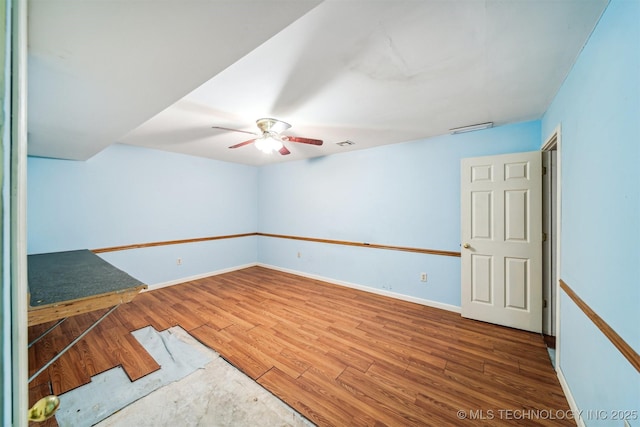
[254,133,283,154]
[224,118,322,156]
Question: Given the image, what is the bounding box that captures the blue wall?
[542,0,639,423]
[27,144,258,284]
[257,121,540,307]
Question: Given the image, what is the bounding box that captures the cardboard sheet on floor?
[55,326,213,427]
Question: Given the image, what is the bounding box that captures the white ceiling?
[28,0,608,166]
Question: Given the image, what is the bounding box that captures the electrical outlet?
[176,258,182,265]
[420,273,427,282]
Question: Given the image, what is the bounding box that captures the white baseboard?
[257,263,461,313]
[557,366,584,427]
[144,262,461,314]
[144,262,258,292]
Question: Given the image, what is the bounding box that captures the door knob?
[462,243,470,249]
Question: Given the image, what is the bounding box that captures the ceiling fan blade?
[279,145,291,155]
[285,136,323,146]
[212,126,258,136]
[228,139,256,149]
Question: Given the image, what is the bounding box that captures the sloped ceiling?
[28,0,608,165]
[27,0,322,160]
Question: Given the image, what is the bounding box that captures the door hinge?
[542,166,547,175]
[544,299,548,308]
[542,232,547,242]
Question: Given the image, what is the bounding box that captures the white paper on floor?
[55,326,213,427]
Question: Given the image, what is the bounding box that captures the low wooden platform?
[28,250,147,327]
[28,266,571,427]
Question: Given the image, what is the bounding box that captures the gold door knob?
[462,243,470,249]
[28,395,60,422]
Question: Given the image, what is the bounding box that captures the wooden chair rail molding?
[92,232,461,257]
[560,279,640,373]
[92,233,257,253]
[257,233,461,257]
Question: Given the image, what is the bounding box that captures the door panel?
[471,254,493,303]
[471,191,492,239]
[461,151,542,333]
[505,189,528,241]
[504,257,528,309]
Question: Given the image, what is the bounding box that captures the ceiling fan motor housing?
[257,118,291,134]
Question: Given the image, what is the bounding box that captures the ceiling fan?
[212,118,323,155]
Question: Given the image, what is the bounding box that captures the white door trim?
[541,149,558,336]
[541,124,562,362]
[11,0,28,424]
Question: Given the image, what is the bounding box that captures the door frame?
[541,125,562,366]
[542,150,557,336]
[8,0,28,424]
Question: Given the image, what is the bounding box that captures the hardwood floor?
[28,266,572,426]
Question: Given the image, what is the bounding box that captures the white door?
[461,151,542,333]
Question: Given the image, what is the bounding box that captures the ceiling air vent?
[336,140,355,147]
